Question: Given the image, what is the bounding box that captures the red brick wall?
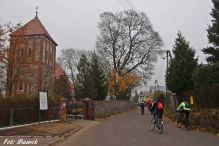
[60,100,68,121]
[83,100,94,120]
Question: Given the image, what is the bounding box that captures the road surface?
[53,107,219,146]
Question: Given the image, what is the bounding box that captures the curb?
[0,120,60,131]
[48,126,83,146]
[0,135,60,138]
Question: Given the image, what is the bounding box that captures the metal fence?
[67,103,83,115]
[0,107,59,128]
[178,85,219,109]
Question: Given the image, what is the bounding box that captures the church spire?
[35,6,39,17]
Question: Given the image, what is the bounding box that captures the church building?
[9,13,58,95]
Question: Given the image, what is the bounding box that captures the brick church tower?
[9,13,58,95]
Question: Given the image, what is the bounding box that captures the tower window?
[29,49,31,56]
[19,82,22,90]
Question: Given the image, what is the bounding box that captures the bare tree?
[0,61,6,97]
[57,48,93,85]
[96,10,164,84]
[0,21,38,96]
[39,65,55,91]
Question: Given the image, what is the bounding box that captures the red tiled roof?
[11,15,58,46]
[55,62,74,89]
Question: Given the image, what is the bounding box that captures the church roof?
[11,15,58,46]
[55,62,74,89]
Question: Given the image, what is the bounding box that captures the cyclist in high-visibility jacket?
[177,99,191,119]
[151,100,156,113]
[153,98,164,124]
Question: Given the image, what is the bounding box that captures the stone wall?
[94,100,135,115]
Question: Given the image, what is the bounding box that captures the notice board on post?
[39,90,48,110]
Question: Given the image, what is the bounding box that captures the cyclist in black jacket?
[153,98,164,124]
[140,101,145,114]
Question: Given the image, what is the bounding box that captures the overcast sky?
[0,0,214,92]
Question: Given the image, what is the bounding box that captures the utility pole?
[154,80,157,92]
[166,50,172,108]
[166,50,169,99]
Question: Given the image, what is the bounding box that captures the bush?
[0,93,60,127]
[193,63,219,89]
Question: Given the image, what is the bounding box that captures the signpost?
[190,96,194,104]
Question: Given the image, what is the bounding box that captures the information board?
[39,91,48,110]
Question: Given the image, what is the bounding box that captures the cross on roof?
[36,6,39,16]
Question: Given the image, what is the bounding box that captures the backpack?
[157,102,163,109]
[140,102,145,107]
[184,101,190,108]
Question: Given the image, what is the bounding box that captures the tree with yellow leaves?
[108,68,141,100]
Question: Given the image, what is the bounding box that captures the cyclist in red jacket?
[153,98,164,124]
[148,100,153,111]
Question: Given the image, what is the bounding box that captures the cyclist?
[140,100,145,114]
[153,98,164,124]
[151,100,156,114]
[177,99,191,119]
[148,100,152,111]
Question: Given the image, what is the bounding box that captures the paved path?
[52,108,219,146]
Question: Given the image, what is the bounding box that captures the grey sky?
[0,0,213,91]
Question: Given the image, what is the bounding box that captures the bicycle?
[150,114,163,134]
[177,111,191,131]
[148,106,153,114]
[150,107,155,115]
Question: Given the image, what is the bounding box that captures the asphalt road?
[54,107,219,146]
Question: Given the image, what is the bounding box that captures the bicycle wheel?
[177,117,182,128]
[150,118,155,131]
[185,119,191,131]
[157,119,163,134]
